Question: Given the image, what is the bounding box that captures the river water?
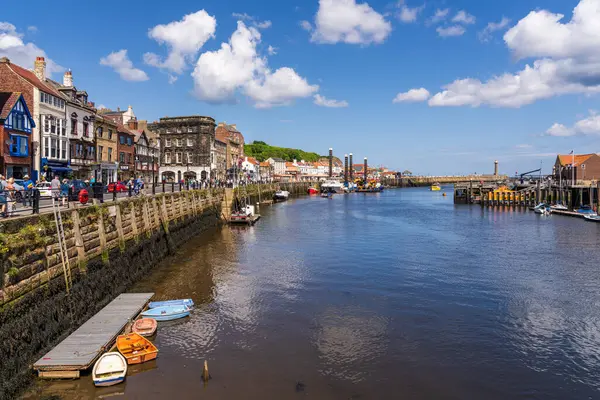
[27,187,600,399]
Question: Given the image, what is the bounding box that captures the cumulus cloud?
[436,25,466,37]
[425,0,600,107]
[546,112,600,136]
[0,22,63,75]
[144,10,216,75]
[192,21,318,108]
[27,26,37,33]
[300,20,313,31]
[232,13,272,29]
[267,45,277,55]
[310,0,392,45]
[397,2,425,23]
[314,94,349,107]
[100,50,149,82]
[452,10,476,25]
[393,88,430,103]
[429,8,449,24]
[478,17,511,42]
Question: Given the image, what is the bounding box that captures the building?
[48,70,96,180]
[215,122,244,169]
[267,157,286,175]
[285,162,299,181]
[117,124,135,181]
[127,120,158,183]
[0,93,35,178]
[94,115,118,184]
[213,139,227,181]
[554,153,600,184]
[150,116,216,183]
[0,56,68,180]
[259,161,272,182]
[241,156,260,182]
[99,105,136,126]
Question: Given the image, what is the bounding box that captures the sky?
[2,0,600,175]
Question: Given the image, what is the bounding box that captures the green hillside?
[244,141,323,162]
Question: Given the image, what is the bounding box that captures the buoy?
[442,192,447,197]
[202,360,211,382]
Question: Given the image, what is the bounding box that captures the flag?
[569,150,574,154]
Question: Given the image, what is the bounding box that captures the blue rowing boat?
[141,305,190,321]
[148,299,194,309]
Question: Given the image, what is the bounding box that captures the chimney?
[63,70,73,87]
[127,119,138,130]
[117,107,121,112]
[34,57,46,81]
[231,124,237,130]
[494,160,499,176]
[218,122,225,127]
[0,57,9,64]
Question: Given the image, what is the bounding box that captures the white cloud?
[393,88,430,103]
[267,45,277,55]
[515,144,533,149]
[427,0,600,108]
[300,20,313,31]
[452,10,476,25]
[144,10,216,75]
[547,112,600,136]
[314,94,349,107]
[478,17,511,42]
[100,50,149,82]
[397,3,425,23]
[96,104,107,110]
[436,25,466,37]
[192,21,318,108]
[232,12,272,29]
[256,20,272,29]
[0,22,63,76]
[429,8,449,24]
[310,0,392,45]
[27,26,37,33]
[168,74,178,84]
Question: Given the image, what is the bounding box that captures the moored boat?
[308,187,319,195]
[584,214,600,222]
[92,352,127,387]
[551,203,568,211]
[132,318,158,337]
[116,333,158,365]
[273,190,290,201]
[533,203,551,215]
[149,298,195,309]
[431,183,441,191]
[141,305,191,321]
[321,180,344,194]
[576,205,597,217]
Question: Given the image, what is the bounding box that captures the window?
[50,138,57,158]
[176,127,182,133]
[98,145,104,161]
[96,127,103,138]
[71,119,77,135]
[43,116,49,133]
[166,128,173,133]
[177,139,183,147]
[108,147,113,162]
[108,129,113,139]
[176,153,182,163]
[88,146,95,160]
[187,152,193,164]
[9,135,28,157]
[13,112,25,131]
[43,137,49,157]
[119,135,125,145]
[187,138,193,146]
[50,118,56,134]
[83,122,89,137]
[165,153,171,164]
[60,119,66,136]
[119,152,125,163]
[60,140,67,159]
[127,137,132,146]
[127,153,131,164]
[188,127,193,133]
[165,138,172,147]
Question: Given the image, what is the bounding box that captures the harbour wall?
[0,188,223,400]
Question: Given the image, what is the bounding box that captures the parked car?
[107,181,128,193]
[68,180,89,201]
[35,182,52,198]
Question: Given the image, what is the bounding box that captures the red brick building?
[117,124,135,181]
[0,92,35,178]
[555,153,600,183]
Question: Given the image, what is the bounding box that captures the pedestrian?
[5,178,15,217]
[51,175,60,202]
[23,174,33,207]
[0,175,7,217]
[90,175,96,185]
[60,179,70,206]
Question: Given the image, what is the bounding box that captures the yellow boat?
[431,183,441,191]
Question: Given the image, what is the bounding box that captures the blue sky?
[2,0,599,175]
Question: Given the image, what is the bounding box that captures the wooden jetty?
[33,292,154,379]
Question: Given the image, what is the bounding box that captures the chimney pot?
[0,57,9,64]
[34,56,46,81]
[63,69,73,87]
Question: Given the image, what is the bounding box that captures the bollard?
[179,182,182,192]
[32,189,40,214]
[113,188,117,202]
[171,182,175,193]
[128,185,132,197]
[162,182,165,193]
[152,182,156,195]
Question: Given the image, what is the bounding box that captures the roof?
[269,157,285,162]
[259,161,270,167]
[557,154,595,167]
[245,156,259,165]
[217,123,240,133]
[116,124,135,136]
[5,62,63,97]
[0,92,21,120]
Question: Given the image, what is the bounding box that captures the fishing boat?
[321,192,333,198]
[149,298,195,309]
[141,305,191,321]
[92,352,127,387]
[132,318,158,337]
[533,203,551,215]
[431,183,441,191]
[116,333,158,365]
[273,190,290,201]
[321,180,344,194]
[576,205,597,217]
[307,187,319,195]
[584,215,600,222]
[229,205,260,225]
[550,203,569,211]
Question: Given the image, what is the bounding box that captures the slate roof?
[0,92,20,120]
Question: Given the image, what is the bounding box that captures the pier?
[33,292,154,379]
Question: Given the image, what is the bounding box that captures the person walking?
[50,175,60,202]
[60,179,70,206]
[5,178,15,217]
[23,174,34,207]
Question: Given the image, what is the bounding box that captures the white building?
[267,157,286,175]
[241,156,260,181]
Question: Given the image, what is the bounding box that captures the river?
[26,187,600,399]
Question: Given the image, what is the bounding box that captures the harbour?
[24,187,600,400]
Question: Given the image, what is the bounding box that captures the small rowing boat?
[132,318,158,337]
[148,299,195,309]
[141,305,191,321]
[116,333,158,365]
[93,352,127,387]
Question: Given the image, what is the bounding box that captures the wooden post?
[97,208,107,253]
[579,188,583,207]
[71,210,86,269]
[469,180,473,204]
[115,204,124,240]
[129,202,139,239]
[178,193,185,219]
[142,199,151,232]
[589,185,593,207]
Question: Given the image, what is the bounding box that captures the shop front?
[94,162,118,184]
[40,158,71,181]
[118,164,133,181]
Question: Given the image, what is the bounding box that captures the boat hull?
[149,299,194,309]
[94,376,125,387]
[132,318,158,337]
[92,352,127,387]
[116,333,159,365]
[141,305,191,321]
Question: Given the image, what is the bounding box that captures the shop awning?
[47,166,72,172]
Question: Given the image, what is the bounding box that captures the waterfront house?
[151,115,216,183]
[0,57,68,180]
[116,124,135,181]
[129,120,158,184]
[215,122,244,169]
[242,156,260,182]
[0,92,35,178]
[259,161,272,182]
[554,153,600,184]
[94,115,118,184]
[285,162,299,181]
[213,139,227,181]
[267,157,286,175]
